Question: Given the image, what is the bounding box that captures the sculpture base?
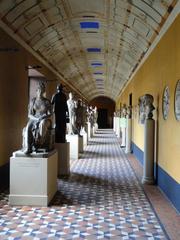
[82,131,87,148]
[9,150,57,206]
[66,134,79,160]
[93,123,98,134]
[79,136,83,153]
[87,122,93,139]
[142,177,155,185]
[55,143,70,176]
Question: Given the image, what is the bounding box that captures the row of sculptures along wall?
[22,83,98,155]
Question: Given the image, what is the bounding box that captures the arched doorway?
[90,97,115,128]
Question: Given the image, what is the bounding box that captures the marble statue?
[139,94,155,123]
[51,84,69,143]
[121,104,127,118]
[22,82,54,154]
[67,92,77,134]
[76,99,84,135]
[87,106,94,127]
[126,106,132,119]
[93,106,98,125]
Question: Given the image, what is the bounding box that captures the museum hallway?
[0,129,179,240]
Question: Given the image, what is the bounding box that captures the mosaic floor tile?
[0,129,169,239]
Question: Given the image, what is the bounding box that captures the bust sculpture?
[139,94,155,123]
[67,92,77,134]
[22,82,54,154]
[51,84,69,143]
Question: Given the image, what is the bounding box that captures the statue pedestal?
[125,118,132,153]
[93,123,98,135]
[142,119,155,184]
[9,150,57,206]
[87,122,93,139]
[79,136,84,153]
[121,127,126,147]
[113,117,116,132]
[66,134,79,160]
[81,131,87,148]
[116,117,120,138]
[55,143,70,176]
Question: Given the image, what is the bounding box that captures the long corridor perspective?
[0,130,172,240]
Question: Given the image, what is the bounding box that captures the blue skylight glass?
[87,48,101,52]
[80,22,99,29]
[91,62,103,66]
[94,72,103,75]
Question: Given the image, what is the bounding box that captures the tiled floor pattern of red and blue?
[0,129,169,239]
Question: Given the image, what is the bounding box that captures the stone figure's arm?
[44,100,53,118]
[28,98,39,120]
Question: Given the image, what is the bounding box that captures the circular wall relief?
[175,80,180,121]
[162,86,170,120]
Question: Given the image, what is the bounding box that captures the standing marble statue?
[93,106,98,125]
[51,84,69,143]
[76,99,84,135]
[67,92,77,134]
[22,82,54,154]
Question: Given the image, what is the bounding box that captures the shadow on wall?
[90,97,115,128]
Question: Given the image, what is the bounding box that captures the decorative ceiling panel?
[0,0,178,101]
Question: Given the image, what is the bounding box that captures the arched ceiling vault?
[0,0,178,101]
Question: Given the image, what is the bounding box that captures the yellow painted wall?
[116,15,180,183]
[0,29,28,166]
[0,29,60,167]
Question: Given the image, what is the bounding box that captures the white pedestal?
[125,119,132,153]
[55,143,70,176]
[82,131,87,148]
[121,127,126,147]
[79,136,83,153]
[113,117,116,132]
[66,134,79,160]
[9,151,57,206]
[116,117,120,138]
[87,122,93,139]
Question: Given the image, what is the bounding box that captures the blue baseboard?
[131,141,180,213]
[131,142,144,165]
[157,166,180,213]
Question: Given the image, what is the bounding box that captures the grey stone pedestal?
[55,143,70,176]
[142,119,155,184]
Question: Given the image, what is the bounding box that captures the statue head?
[57,84,63,92]
[37,82,46,98]
[69,92,73,99]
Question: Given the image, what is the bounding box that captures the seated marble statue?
[22,82,54,154]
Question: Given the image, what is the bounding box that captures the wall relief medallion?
[162,86,170,120]
[175,80,180,121]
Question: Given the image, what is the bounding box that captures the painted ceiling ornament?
[174,79,180,121]
[162,86,170,120]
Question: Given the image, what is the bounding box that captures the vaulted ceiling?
[0,0,178,101]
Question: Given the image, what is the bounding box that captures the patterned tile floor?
[0,129,169,239]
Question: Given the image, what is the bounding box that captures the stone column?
[141,94,155,184]
[125,106,132,153]
[121,123,126,147]
[142,119,155,184]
